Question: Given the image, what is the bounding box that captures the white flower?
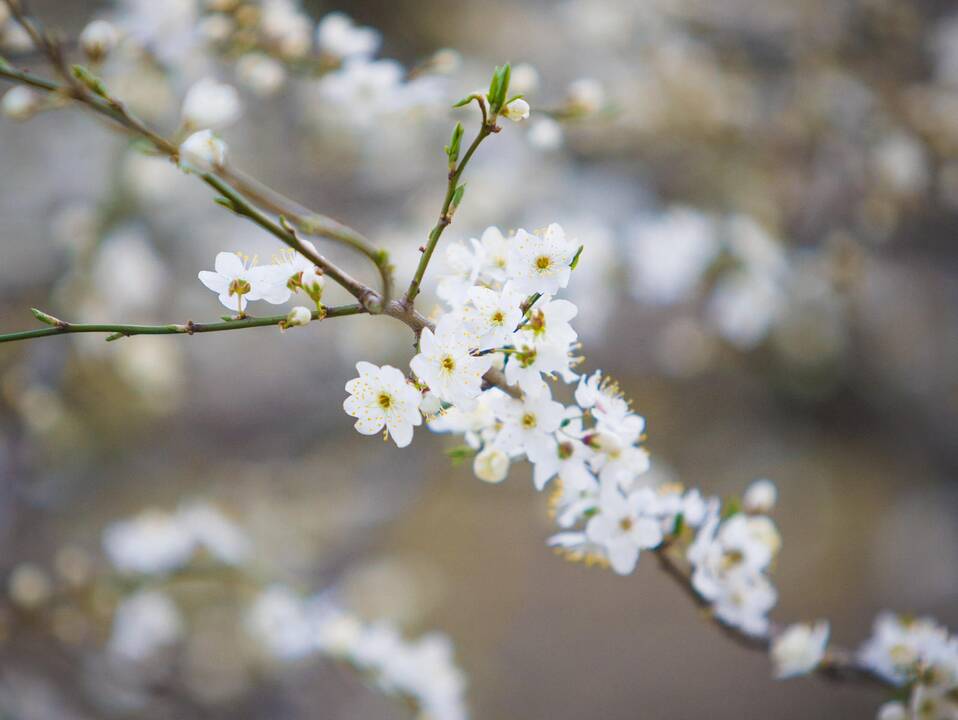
[527,433,593,492]
[858,612,954,686]
[513,297,578,350]
[284,306,312,328]
[502,97,530,122]
[587,431,650,488]
[772,621,829,678]
[461,283,524,349]
[503,338,572,395]
[109,590,183,661]
[179,129,228,171]
[79,19,119,61]
[477,226,511,282]
[473,447,509,483]
[436,238,485,310]
[176,502,249,565]
[492,387,565,459]
[316,59,404,127]
[2,86,40,120]
[343,362,422,448]
[236,53,286,96]
[181,78,242,130]
[586,486,664,574]
[316,12,380,60]
[428,388,499,448]
[102,510,195,575]
[507,223,577,295]
[528,117,563,150]
[245,585,313,660]
[198,251,275,313]
[260,0,312,58]
[262,243,321,304]
[628,207,719,305]
[743,478,778,514]
[410,316,491,411]
[575,371,644,444]
[711,571,778,637]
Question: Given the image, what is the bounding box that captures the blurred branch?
[653,545,891,690]
[0,1,393,301]
[0,305,365,344]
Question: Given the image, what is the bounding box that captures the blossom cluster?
[859,613,958,720]
[246,587,468,720]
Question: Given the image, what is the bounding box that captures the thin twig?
[0,305,364,344]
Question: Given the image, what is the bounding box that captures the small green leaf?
[570,244,584,270]
[487,66,502,108]
[721,497,742,520]
[495,63,511,109]
[445,444,476,466]
[672,512,685,537]
[452,95,474,108]
[450,183,466,211]
[445,121,464,164]
[71,64,108,97]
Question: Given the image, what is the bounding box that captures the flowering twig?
[652,544,890,689]
[403,88,504,307]
[0,305,364,344]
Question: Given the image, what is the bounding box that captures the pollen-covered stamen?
[535,255,552,271]
[517,347,538,368]
[521,412,537,430]
[440,355,456,373]
[228,278,252,297]
[491,310,505,325]
[619,517,634,532]
[378,392,393,410]
[528,309,546,335]
[557,441,574,460]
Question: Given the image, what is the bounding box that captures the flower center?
[558,441,574,460]
[440,355,456,373]
[535,255,552,271]
[378,392,393,409]
[228,278,252,296]
[521,412,537,429]
[619,517,633,532]
[491,310,505,325]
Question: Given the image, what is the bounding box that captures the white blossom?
[502,97,530,122]
[473,447,510,483]
[772,622,830,678]
[744,478,778,514]
[343,362,423,447]
[315,12,380,60]
[181,78,242,130]
[586,486,664,574]
[79,19,119,61]
[102,510,195,575]
[461,283,524,349]
[197,251,277,313]
[109,590,183,661]
[436,238,485,310]
[284,306,312,328]
[507,223,578,295]
[236,53,286,96]
[410,316,491,411]
[2,86,40,120]
[179,129,227,171]
[491,387,565,459]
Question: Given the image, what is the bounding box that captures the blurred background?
[1,0,957,717]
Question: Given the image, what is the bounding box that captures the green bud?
[31,308,59,326]
[450,183,466,213]
[445,444,477,466]
[445,121,464,166]
[71,64,109,97]
[452,94,475,108]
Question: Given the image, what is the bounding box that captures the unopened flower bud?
[181,78,242,130]
[2,86,40,120]
[79,20,119,62]
[179,129,228,171]
[284,306,312,328]
[743,479,777,514]
[419,391,442,417]
[473,447,509,483]
[502,97,530,123]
